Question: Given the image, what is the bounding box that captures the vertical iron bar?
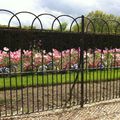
[85,50,88,104]
[61,52,63,107]
[31,48,34,113]
[99,49,103,101]
[36,70,39,111]
[26,75,29,113]
[15,75,18,115]
[80,15,84,107]
[56,70,58,108]
[92,50,95,103]
[73,70,76,105]
[47,72,49,110]
[106,49,109,100]
[77,49,80,105]
[42,49,44,111]
[52,50,54,109]
[88,53,91,103]
[20,48,24,114]
[117,55,120,98]
[9,50,13,116]
[113,49,116,99]
[115,49,118,98]
[95,50,99,102]
[69,49,72,106]
[3,77,7,116]
[109,50,112,99]
[65,67,67,106]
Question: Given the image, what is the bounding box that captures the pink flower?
[23,50,32,57]
[34,53,42,66]
[52,49,61,60]
[10,50,21,64]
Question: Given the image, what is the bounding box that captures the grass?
[0,68,120,90]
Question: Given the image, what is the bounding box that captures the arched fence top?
[51,14,80,32]
[0,9,120,34]
[31,13,61,31]
[8,11,43,29]
[0,9,21,28]
[85,17,109,34]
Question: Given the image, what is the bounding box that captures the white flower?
[3,47,9,52]
[101,54,104,59]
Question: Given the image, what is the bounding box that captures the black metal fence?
[0,9,120,117]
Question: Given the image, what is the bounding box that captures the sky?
[0,0,120,28]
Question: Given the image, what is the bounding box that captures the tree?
[22,25,36,29]
[86,10,119,33]
[72,10,120,34]
[0,24,36,29]
[56,22,68,31]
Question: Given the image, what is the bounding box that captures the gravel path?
[2,98,120,120]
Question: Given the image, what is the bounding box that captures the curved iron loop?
[85,17,105,34]
[87,18,110,34]
[70,16,82,32]
[100,19,110,34]
[51,15,79,32]
[8,11,42,29]
[102,20,120,34]
[32,13,61,31]
[0,9,21,28]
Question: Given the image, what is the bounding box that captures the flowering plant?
[0,47,119,73]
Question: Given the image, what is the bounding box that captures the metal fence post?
[80,15,84,108]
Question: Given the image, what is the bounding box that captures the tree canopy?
[72,10,120,33]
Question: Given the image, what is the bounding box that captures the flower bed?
[0,47,120,74]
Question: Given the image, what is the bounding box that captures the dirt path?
[2,98,120,120]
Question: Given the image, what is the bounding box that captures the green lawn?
[0,68,120,90]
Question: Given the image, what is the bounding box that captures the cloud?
[0,0,39,11]
[40,0,120,16]
[0,0,40,26]
[0,0,120,16]
[0,0,120,28]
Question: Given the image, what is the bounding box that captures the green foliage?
[0,24,8,28]
[72,10,120,34]
[71,23,81,32]
[86,10,119,33]
[0,24,36,29]
[22,25,36,29]
[56,22,68,31]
